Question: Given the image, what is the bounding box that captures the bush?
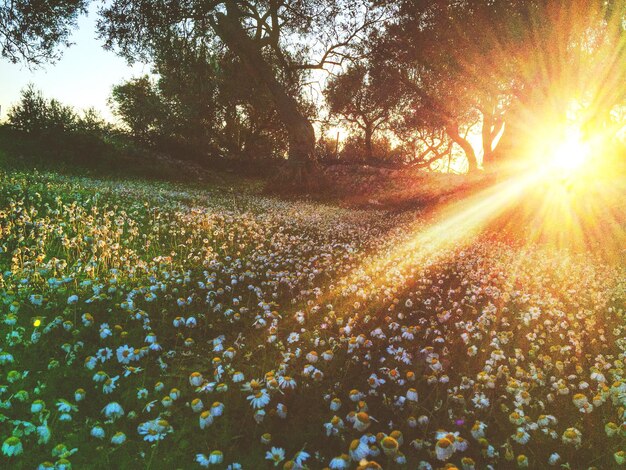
[7,84,79,135]
[2,85,134,170]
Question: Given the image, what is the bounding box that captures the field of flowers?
[1,169,625,469]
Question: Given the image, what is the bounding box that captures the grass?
[0,159,625,469]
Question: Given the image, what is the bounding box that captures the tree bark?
[446,122,478,173]
[212,4,316,185]
[364,123,373,161]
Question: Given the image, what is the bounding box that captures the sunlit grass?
[0,164,624,468]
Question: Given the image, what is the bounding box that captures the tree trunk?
[480,108,505,171]
[481,110,494,168]
[446,122,478,173]
[364,124,373,162]
[213,4,316,185]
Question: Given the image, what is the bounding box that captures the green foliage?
[7,84,76,134]
[2,85,136,171]
[109,76,166,144]
[109,48,292,162]
[0,0,88,64]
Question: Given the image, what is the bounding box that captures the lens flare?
[549,128,590,171]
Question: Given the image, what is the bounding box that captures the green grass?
[0,164,625,469]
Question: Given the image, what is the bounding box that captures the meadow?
[1,168,625,469]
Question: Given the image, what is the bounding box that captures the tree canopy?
[2,0,626,174]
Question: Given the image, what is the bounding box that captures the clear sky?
[0,6,147,122]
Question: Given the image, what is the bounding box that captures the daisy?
[116,345,134,364]
[306,351,318,363]
[276,403,287,419]
[36,424,51,445]
[278,375,296,390]
[435,437,455,461]
[349,389,364,402]
[208,402,226,420]
[208,451,223,464]
[254,409,266,423]
[138,418,172,442]
[0,350,14,365]
[84,356,97,370]
[471,421,486,440]
[189,372,204,387]
[294,450,310,467]
[81,313,93,326]
[93,371,108,383]
[102,402,124,420]
[74,389,86,402]
[56,459,72,470]
[329,455,350,469]
[265,447,285,466]
[2,436,23,457]
[572,393,588,408]
[561,427,582,448]
[406,388,419,402]
[111,432,126,445]
[196,454,210,467]
[199,410,214,429]
[512,428,530,445]
[353,412,371,432]
[31,399,45,413]
[381,436,399,456]
[91,426,105,439]
[606,422,619,437]
[328,415,345,435]
[223,347,236,359]
[472,393,490,409]
[191,398,204,413]
[348,439,369,461]
[161,396,173,408]
[517,454,529,467]
[56,399,76,413]
[247,389,271,409]
[103,375,119,394]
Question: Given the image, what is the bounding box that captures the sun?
[549,127,590,172]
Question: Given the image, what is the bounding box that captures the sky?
[0,6,147,122]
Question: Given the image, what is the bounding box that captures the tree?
[96,0,385,181]
[380,0,626,172]
[373,1,508,173]
[153,39,290,161]
[325,61,401,161]
[109,76,166,144]
[8,83,77,134]
[7,83,48,132]
[2,0,385,180]
[0,0,87,64]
